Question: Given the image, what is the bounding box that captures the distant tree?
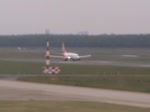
[0,34,150,48]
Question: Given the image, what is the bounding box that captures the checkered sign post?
[43,40,61,75]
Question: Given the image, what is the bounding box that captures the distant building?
[78,31,89,35]
[45,29,51,35]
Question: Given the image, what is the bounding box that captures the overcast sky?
[0,0,150,35]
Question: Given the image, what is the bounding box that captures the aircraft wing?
[50,55,64,58]
[79,55,92,58]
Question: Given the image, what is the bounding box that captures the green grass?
[0,48,150,93]
[0,101,149,112]
[0,48,43,59]
[19,75,150,93]
[0,60,149,93]
[0,60,42,74]
[1,59,150,76]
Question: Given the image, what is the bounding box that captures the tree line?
[0,34,150,48]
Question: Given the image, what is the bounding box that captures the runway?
[0,80,150,108]
[1,58,150,67]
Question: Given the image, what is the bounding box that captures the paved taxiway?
[0,80,150,108]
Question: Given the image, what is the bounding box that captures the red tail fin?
[62,42,67,54]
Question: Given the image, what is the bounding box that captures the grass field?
[0,101,149,112]
[19,75,150,93]
[0,59,149,93]
[0,48,150,93]
[0,48,150,111]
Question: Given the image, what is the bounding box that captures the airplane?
[51,42,91,61]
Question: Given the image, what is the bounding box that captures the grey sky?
[0,0,150,35]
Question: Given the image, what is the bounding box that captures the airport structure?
[43,40,60,74]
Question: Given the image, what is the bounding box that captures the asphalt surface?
[0,80,150,108]
[1,58,150,67]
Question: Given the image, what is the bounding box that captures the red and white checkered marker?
[43,40,61,75]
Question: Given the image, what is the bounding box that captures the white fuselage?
[63,52,80,61]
